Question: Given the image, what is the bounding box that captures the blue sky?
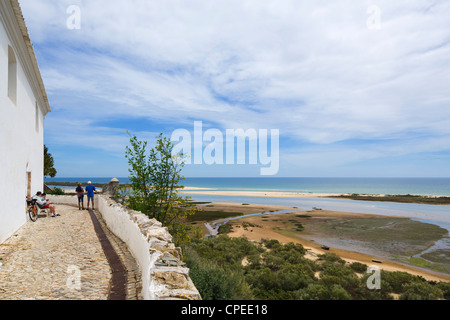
[19,0,450,178]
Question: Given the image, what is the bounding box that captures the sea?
[45,177,450,196]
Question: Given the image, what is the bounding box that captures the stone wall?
[49,194,201,300]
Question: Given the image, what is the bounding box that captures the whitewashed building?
[0,0,51,243]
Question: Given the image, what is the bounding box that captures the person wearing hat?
[85,181,96,210]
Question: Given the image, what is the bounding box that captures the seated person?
[32,192,60,217]
[31,191,44,203]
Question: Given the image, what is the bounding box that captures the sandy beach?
[197,202,450,283]
[181,189,450,204]
[182,190,345,198]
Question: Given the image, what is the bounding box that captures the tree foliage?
[125,133,197,245]
[44,145,57,178]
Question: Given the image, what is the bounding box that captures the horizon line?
[45,176,450,179]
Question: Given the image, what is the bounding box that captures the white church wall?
[0,2,47,244]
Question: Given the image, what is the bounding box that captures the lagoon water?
[46,177,450,196]
[183,193,450,227]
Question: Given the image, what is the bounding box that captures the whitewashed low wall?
[50,194,201,300]
[47,195,77,206]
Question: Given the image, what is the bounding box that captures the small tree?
[44,145,57,178]
[125,133,197,245]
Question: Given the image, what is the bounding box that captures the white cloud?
[19,0,450,175]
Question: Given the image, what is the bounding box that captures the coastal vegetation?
[182,235,449,300]
[185,209,244,223]
[330,194,450,205]
[48,187,65,195]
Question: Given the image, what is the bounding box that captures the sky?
[19,0,450,178]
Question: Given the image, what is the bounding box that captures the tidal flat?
[214,207,450,281]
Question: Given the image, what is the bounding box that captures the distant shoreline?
[180,189,450,205]
[328,194,450,205]
[46,181,450,205]
[45,177,450,197]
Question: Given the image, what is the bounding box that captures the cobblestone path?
[0,205,141,300]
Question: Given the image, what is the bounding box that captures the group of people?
[75,181,96,210]
[31,181,97,217]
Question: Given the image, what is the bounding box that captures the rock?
[151,247,182,260]
[146,227,173,243]
[153,271,189,290]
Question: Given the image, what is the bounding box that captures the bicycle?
[27,198,39,222]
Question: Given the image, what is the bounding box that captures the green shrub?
[298,284,352,300]
[317,253,346,266]
[400,282,444,300]
[436,282,450,300]
[349,262,368,273]
[182,236,448,301]
[188,262,234,300]
[261,239,281,249]
[381,271,425,294]
[218,223,233,234]
[183,246,236,300]
[49,187,65,195]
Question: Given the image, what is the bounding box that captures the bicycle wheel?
[28,205,39,222]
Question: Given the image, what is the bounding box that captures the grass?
[407,257,431,268]
[421,249,450,264]
[295,214,312,218]
[276,228,305,240]
[393,255,450,274]
[242,222,262,230]
[313,218,447,255]
[186,210,244,223]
